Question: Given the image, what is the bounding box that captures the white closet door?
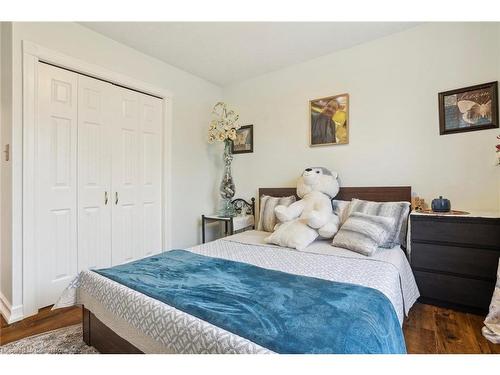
[36,63,78,308]
[111,87,163,265]
[77,75,113,271]
[111,86,141,265]
[139,94,163,257]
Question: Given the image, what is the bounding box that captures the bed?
[55,186,419,354]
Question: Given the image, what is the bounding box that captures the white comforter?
[56,230,419,353]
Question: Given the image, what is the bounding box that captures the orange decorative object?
[411,196,428,211]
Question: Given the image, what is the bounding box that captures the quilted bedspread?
[55,231,419,353]
[94,249,406,354]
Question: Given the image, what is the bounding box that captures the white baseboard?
[9,304,24,323]
[0,292,10,322]
[0,291,12,322]
[0,291,24,324]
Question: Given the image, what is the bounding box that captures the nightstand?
[201,198,255,243]
[410,211,500,313]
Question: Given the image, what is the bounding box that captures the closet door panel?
[140,95,163,257]
[77,75,113,271]
[112,87,141,265]
[36,63,78,308]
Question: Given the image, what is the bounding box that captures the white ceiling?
[80,22,420,86]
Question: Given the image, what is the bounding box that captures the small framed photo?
[231,125,253,154]
[438,81,498,135]
[310,93,349,146]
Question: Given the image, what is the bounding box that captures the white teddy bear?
[265,167,341,250]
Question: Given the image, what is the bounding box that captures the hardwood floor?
[403,303,500,354]
[0,306,82,346]
[1,303,499,353]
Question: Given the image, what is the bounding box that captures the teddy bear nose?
[305,168,312,172]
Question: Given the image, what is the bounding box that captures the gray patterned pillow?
[348,199,410,248]
[331,200,351,225]
[257,195,296,232]
[332,212,395,256]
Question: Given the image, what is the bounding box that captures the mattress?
[56,230,420,353]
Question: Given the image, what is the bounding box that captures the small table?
[201,198,255,244]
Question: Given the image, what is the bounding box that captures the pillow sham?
[257,195,296,232]
[331,212,395,256]
[348,198,410,248]
[265,219,318,250]
[331,199,351,225]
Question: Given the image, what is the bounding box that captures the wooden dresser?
[410,212,500,313]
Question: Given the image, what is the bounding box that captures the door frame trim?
[22,40,173,318]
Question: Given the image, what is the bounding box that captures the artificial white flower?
[207,102,240,144]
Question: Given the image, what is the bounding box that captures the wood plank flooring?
[0,306,82,346]
[403,303,500,354]
[1,303,499,353]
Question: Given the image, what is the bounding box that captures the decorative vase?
[219,139,236,216]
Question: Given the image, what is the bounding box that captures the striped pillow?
[331,199,351,225]
[257,195,296,232]
[348,199,410,248]
[332,212,395,256]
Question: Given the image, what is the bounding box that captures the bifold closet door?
[111,86,163,265]
[35,63,163,307]
[139,93,163,258]
[77,75,113,271]
[36,63,78,308]
[111,87,140,265]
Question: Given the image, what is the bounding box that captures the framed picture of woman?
[310,93,349,146]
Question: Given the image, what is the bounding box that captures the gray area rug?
[0,324,98,354]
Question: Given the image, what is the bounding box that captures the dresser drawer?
[414,270,495,310]
[412,243,500,280]
[411,217,500,248]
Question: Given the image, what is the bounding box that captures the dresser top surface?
[411,209,500,219]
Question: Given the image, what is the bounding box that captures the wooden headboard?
[258,186,411,204]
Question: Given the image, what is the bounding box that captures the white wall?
[224,23,500,213]
[0,22,3,310]
[1,22,222,320]
[1,22,14,313]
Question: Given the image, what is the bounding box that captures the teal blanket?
[94,250,406,354]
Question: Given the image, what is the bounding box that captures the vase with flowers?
[208,102,240,216]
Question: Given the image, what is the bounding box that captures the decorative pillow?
[331,212,395,256]
[265,219,318,250]
[257,195,296,232]
[348,199,410,248]
[331,200,351,225]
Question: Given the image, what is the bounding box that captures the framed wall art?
[438,81,498,135]
[310,93,349,146]
[231,124,254,154]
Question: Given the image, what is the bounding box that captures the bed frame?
[258,186,411,203]
[83,185,411,353]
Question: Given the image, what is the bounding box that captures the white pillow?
[265,219,318,250]
[332,212,395,256]
[257,195,296,232]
